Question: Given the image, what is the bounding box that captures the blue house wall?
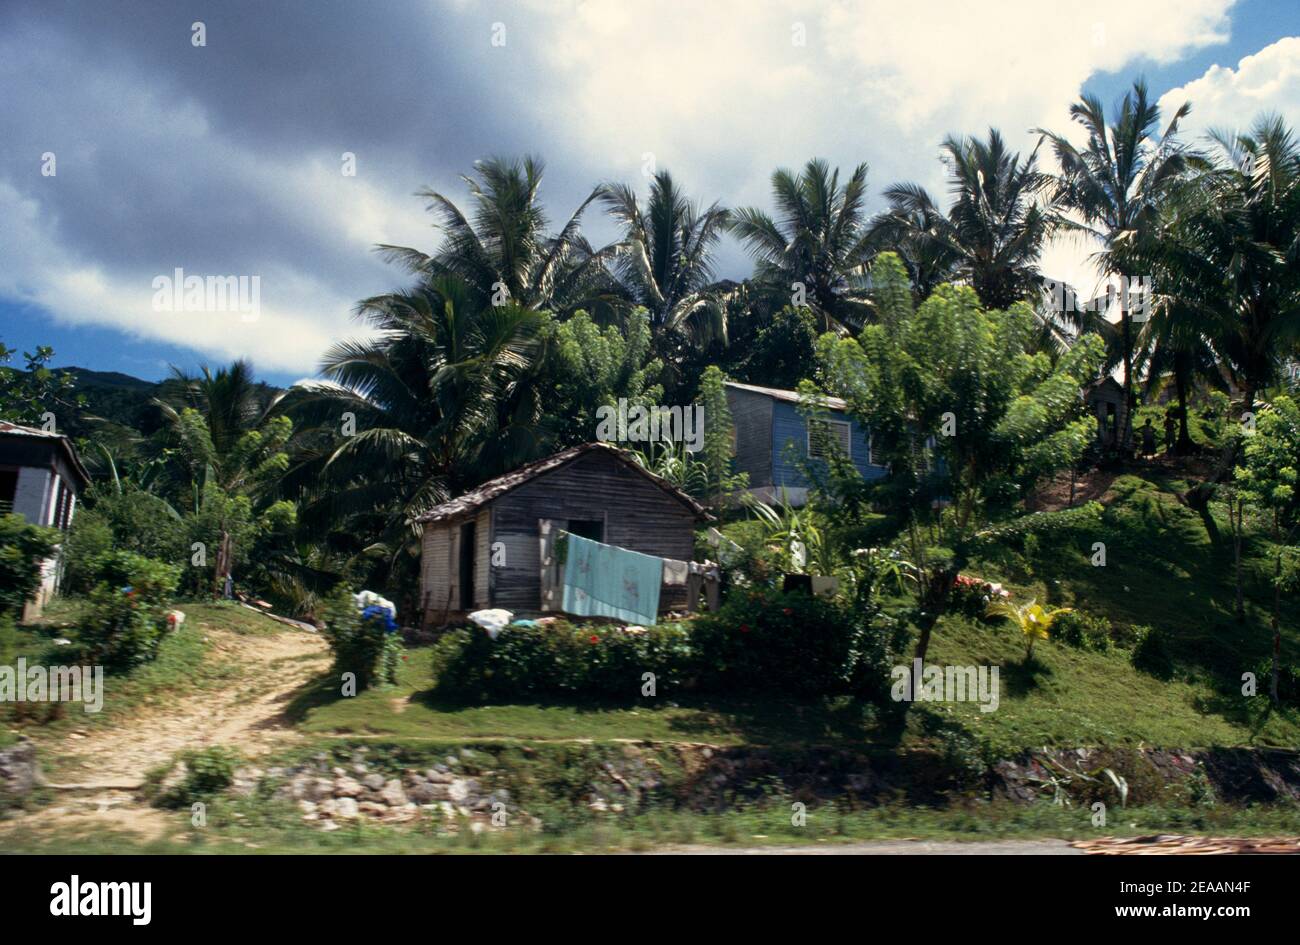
[770,399,888,491]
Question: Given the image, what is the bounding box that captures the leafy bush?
[949,574,1008,619]
[65,488,186,585]
[153,745,241,808]
[433,621,692,703]
[690,586,904,699]
[1052,610,1113,652]
[59,510,114,594]
[320,588,401,690]
[0,513,61,616]
[179,745,240,797]
[1248,656,1300,709]
[0,613,17,665]
[1130,624,1175,679]
[78,551,181,668]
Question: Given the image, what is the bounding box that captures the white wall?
[12,466,53,523]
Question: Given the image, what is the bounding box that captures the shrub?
[68,487,186,577]
[1130,624,1175,679]
[690,586,904,700]
[0,613,16,665]
[60,510,113,594]
[320,588,401,691]
[1249,656,1300,708]
[949,574,1008,619]
[78,551,181,668]
[1052,610,1113,652]
[153,745,241,808]
[0,513,61,616]
[432,621,693,703]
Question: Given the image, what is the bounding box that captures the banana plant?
[742,491,834,575]
[986,598,1073,659]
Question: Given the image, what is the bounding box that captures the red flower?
[782,607,793,616]
[739,624,751,633]
[589,634,599,644]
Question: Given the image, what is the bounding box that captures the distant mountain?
[59,366,285,441]
[63,367,157,392]
[59,367,163,438]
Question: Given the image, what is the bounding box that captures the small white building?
[0,421,91,616]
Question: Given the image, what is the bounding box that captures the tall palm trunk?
[1173,354,1193,454]
[1120,310,1135,450]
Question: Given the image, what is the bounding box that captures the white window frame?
[807,418,852,461]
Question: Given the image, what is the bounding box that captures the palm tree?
[152,360,286,510]
[729,159,875,332]
[867,130,1053,312]
[598,170,732,361]
[376,155,622,317]
[281,276,545,576]
[1191,115,1300,409]
[862,183,960,301]
[1134,287,1224,455]
[157,360,275,459]
[1036,81,1194,444]
[1144,114,1300,504]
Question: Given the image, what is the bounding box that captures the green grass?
[2,600,279,740]
[296,471,1300,754]
[7,789,1300,855]
[293,653,880,745]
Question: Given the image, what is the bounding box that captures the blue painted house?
[725,381,887,506]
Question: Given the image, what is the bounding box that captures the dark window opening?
[458,520,476,610]
[566,519,604,543]
[0,469,16,514]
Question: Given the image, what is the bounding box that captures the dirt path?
[1,617,330,844]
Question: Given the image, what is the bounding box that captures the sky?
[1,0,1298,387]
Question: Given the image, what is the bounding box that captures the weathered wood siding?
[726,386,774,488]
[475,507,492,609]
[419,523,455,619]
[489,450,699,615]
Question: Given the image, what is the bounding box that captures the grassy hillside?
[294,467,1299,754]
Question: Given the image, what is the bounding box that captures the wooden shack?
[1084,377,1128,450]
[417,442,710,626]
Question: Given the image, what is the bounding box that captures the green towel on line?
[561,532,662,625]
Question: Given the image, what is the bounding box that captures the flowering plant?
[950,573,1011,618]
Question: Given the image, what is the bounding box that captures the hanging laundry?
[561,532,662,625]
[662,558,690,586]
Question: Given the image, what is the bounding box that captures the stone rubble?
[259,751,527,831]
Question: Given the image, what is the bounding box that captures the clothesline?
[555,531,719,625]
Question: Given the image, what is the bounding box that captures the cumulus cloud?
[1158,35,1300,144]
[0,0,1256,373]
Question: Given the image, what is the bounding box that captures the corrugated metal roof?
[414,442,712,525]
[0,421,91,486]
[724,380,848,412]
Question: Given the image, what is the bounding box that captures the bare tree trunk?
[1271,556,1281,705]
[1271,513,1281,705]
[1174,363,1193,454]
[1120,312,1135,451]
[1232,499,1245,621]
